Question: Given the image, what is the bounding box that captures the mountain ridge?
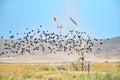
[0,36,120,63]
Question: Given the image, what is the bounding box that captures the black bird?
[16,33,19,35]
[98,48,100,50]
[26,28,28,30]
[69,17,78,26]
[9,31,12,33]
[1,36,3,39]
[40,25,42,27]
[53,17,56,22]
[100,42,103,45]
[10,35,14,39]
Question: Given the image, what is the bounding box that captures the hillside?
[0,36,120,63]
[91,36,120,58]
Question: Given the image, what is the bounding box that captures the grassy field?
[0,62,120,80]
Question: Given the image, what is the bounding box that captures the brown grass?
[0,62,119,80]
[90,62,120,72]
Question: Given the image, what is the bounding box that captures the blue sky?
[0,0,120,39]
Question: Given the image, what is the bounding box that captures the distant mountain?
[0,36,120,61]
[91,36,120,58]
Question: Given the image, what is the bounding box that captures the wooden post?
[88,61,90,74]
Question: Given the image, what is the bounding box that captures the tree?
[53,15,93,71]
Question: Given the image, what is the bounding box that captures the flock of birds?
[0,25,104,57]
[0,16,106,57]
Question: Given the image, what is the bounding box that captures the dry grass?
[0,62,120,80]
[0,63,35,79]
[90,62,120,72]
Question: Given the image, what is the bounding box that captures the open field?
[0,62,120,80]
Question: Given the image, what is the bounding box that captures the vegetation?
[0,62,120,80]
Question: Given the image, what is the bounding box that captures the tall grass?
[0,62,120,80]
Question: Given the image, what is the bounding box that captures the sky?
[0,0,120,39]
